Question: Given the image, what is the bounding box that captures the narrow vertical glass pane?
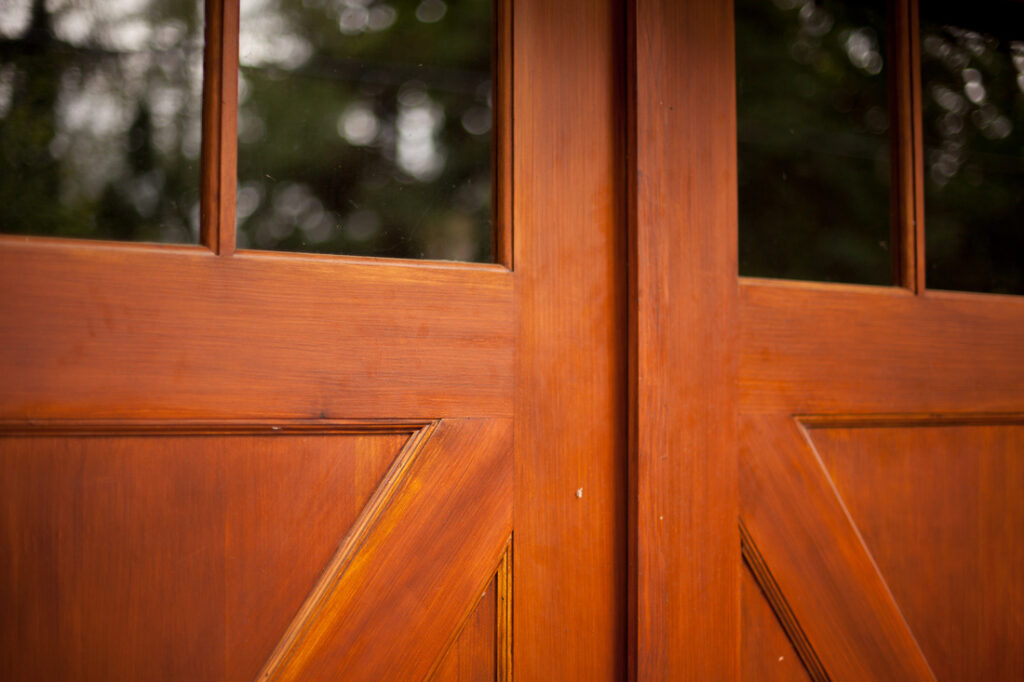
[0,1,203,243]
[736,0,892,284]
[237,0,493,261]
[920,3,1024,295]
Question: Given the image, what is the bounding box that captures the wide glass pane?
[0,0,203,243]
[237,0,493,261]
[920,2,1024,295]
[736,0,892,284]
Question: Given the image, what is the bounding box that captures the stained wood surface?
[740,279,1024,414]
[890,0,925,291]
[742,565,812,682]
[512,0,628,678]
[630,0,739,678]
[199,0,238,255]
[262,418,512,680]
[0,239,512,420]
[739,414,935,681]
[0,428,407,681]
[815,423,1024,681]
[430,573,499,682]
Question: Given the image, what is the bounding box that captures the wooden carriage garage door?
[0,0,627,679]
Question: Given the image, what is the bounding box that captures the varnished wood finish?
[890,0,923,291]
[0,238,512,420]
[429,540,511,682]
[740,279,1024,414]
[741,564,812,682]
[0,427,408,681]
[513,0,628,678]
[261,419,512,680]
[741,522,827,682]
[200,0,238,255]
[739,415,935,681]
[814,422,1024,681]
[630,0,739,678]
[492,0,513,269]
[430,573,499,682]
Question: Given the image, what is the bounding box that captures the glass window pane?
[0,1,203,243]
[920,2,1024,295]
[237,0,493,262]
[736,0,892,284]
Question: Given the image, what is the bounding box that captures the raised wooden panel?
[0,425,409,681]
[261,418,512,680]
[812,421,1024,681]
[0,239,512,420]
[739,414,934,681]
[741,563,812,682]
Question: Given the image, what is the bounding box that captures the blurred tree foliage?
[1,1,1018,278]
[235,0,492,260]
[920,2,1024,295]
[737,0,1022,293]
[0,0,203,243]
[736,0,892,284]
[0,0,491,261]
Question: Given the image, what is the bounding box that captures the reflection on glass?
[736,0,891,284]
[921,3,1024,295]
[237,0,492,261]
[0,0,203,243]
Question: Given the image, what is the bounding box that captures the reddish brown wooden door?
[630,2,1024,680]
[724,2,1024,680]
[0,0,627,680]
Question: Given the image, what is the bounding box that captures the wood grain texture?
[261,418,512,681]
[740,279,1024,415]
[739,414,935,681]
[0,427,408,681]
[741,563,813,682]
[890,0,923,291]
[814,422,1024,682]
[0,238,512,420]
[492,0,513,269]
[200,0,238,255]
[512,0,628,679]
[630,0,739,678]
[741,522,827,682]
[430,574,499,682]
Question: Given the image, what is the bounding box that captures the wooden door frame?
[629,1,740,679]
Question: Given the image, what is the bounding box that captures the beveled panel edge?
[0,419,430,437]
[740,519,830,682]
[798,413,1024,430]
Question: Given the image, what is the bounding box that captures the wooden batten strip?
[492,0,513,269]
[200,0,239,255]
[890,0,925,292]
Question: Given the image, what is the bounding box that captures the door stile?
[629,0,740,679]
[512,0,629,678]
[200,0,239,256]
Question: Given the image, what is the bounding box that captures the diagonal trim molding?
[739,413,936,681]
[258,417,513,681]
[741,519,829,682]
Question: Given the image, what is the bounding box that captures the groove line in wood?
[740,519,830,682]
